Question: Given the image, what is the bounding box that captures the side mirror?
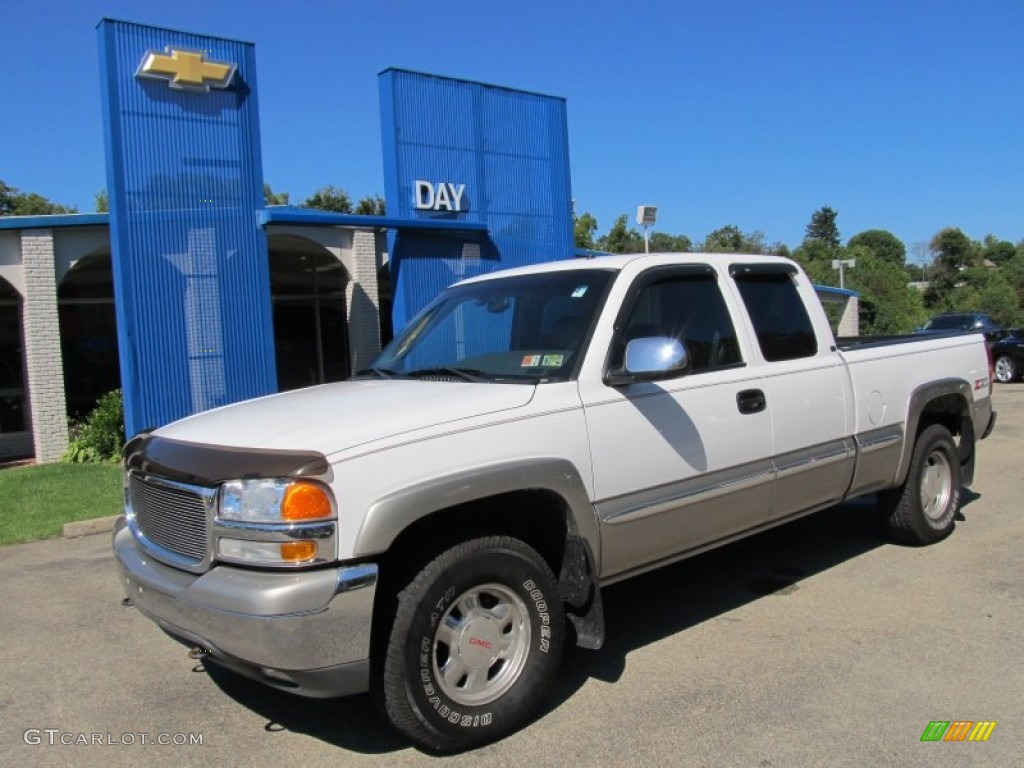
[605,337,689,386]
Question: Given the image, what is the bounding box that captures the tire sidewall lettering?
[407,555,557,733]
[524,581,551,653]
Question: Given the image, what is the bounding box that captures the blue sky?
[2,0,1021,259]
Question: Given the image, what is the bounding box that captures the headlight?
[214,478,336,567]
[218,479,333,523]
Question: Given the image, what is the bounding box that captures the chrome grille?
[127,472,213,568]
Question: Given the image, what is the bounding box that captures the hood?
[154,380,536,456]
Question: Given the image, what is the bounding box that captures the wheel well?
[368,490,572,684]
[916,393,968,440]
[379,490,570,587]
[915,393,977,475]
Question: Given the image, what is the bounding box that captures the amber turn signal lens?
[281,482,332,521]
[280,540,318,562]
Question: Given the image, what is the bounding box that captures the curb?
[63,515,121,539]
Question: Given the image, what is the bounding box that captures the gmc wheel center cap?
[457,618,501,667]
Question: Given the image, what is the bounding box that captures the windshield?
[369,269,616,382]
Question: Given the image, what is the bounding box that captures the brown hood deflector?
[123,433,329,486]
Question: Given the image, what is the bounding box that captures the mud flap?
[559,535,605,650]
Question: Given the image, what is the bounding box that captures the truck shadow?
[201,493,982,754]
[549,497,894,704]
[202,664,408,753]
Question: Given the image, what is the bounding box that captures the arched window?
[58,251,121,419]
[268,237,350,391]
[0,277,26,434]
[377,262,393,346]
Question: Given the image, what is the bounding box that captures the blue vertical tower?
[97,19,276,437]
[379,69,575,332]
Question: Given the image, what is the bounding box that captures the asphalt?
[1,384,1022,768]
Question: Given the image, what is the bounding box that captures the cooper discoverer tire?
[879,423,961,545]
[380,536,565,752]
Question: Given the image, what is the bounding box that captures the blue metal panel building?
[87,24,579,442]
[379,69,575,332]
[98,19,276,437]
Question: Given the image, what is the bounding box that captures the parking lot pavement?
[2,384,1022,768]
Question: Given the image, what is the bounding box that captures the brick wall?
[20,230,69,462]
[838,296,860,337]
[346,229,382,372]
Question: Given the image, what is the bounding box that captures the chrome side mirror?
[623,337,689,381]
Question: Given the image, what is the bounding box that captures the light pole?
[832,258,855,289]
[636,205,657,254]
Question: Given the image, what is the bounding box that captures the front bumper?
[113,517,378,698]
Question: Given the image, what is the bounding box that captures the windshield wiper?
[404,366,486,383]
[353,367,398,379]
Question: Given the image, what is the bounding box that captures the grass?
[0,462,122,545]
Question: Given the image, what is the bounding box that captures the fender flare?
[354,458,605,648]
[894,378,974,487]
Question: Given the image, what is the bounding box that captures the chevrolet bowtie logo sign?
[136,47,236,92]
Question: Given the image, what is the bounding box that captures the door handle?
[737,389,766,414]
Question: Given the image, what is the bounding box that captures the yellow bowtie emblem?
[136,47,236,92]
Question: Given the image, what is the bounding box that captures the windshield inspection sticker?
[541,354,564,366]
[521,355,542,367]
[571,285,589,298]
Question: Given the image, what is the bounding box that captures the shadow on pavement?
[547,497,892,708]
[202,664,410,754]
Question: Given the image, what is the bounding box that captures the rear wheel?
[380,536,564,752]
[994,355,1017,383]
[879,424,961,544]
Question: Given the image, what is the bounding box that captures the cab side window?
[733,270,817,361]
[613,273,742,373]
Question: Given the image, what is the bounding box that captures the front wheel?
[879,423,961,545]
[380,536,565,752]
[994,355,1017,383]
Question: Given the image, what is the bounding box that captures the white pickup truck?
[114,253,996,751]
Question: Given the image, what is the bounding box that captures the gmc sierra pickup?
[114,253,996,751]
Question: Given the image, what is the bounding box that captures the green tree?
[796,243,926,334]
[940,266,1021,326]
[699,225,766,254]
[0,180,76,215]
[303,185,352,213]
[805,206,840,248]
[648,232,691,252]
[847,229,905,266]
[574,211,598,249]
[981,235,1016,266]
[904,262,926,282]
[701,224,743,252]
[355,195,386,215]
[597,214,645,253]
[1002,250,1024,295]
[930,227,978,271]
[263,183,290,206]
[790,240,838,285]
[0,181,14,214]
[95,190,108,212]
[843,246,928,334]
[924,227,980,308]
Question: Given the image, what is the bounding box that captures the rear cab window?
[730,264,817,362]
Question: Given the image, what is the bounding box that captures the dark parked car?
[992,329,1024,383]
[916,312,1004,344]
